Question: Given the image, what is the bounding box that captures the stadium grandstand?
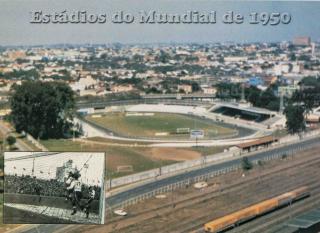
[5,152,104,186]
[210,102,285,128]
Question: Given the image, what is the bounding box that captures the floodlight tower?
[311,43,316,58]
[240,83,246,103]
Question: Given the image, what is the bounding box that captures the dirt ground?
[149,147,202,161]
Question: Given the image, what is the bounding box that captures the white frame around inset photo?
[4,151,106,224]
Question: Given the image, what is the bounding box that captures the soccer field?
[85,112,237,139]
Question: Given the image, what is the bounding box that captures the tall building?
[311,43,320,59]
[293,36,311,46]
[312,43,316,57]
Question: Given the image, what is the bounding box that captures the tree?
[6,136,16,148]
[289,53,296,61]
[246,86,261,106]
[191,82,200,92]
[299,76,320,87]
[284,104,306,134]
[258,88,278,111]
[241,156,253,171]
[10,81,75,139]
[0,155,3,169]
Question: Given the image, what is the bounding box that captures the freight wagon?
[204,186,309,232]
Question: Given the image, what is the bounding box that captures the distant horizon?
[0,38,318,48]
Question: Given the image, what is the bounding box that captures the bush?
[241,156,253,171]
[6,136,16,146]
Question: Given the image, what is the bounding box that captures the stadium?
[3,152,105,224]
[76,99,286,146]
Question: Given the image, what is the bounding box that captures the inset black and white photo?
[3,152,105,224]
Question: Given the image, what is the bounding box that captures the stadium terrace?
[139,11,217,24]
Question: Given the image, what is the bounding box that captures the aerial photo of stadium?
[1,0,320,233]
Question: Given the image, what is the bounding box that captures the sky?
[0,1,320,45]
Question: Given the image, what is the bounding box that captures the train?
[204,186,310,233]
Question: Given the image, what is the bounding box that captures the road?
[106,136,320,207]
[18,135,320,233]
[0,121,33,151]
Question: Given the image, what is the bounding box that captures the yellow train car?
[204,215,237,233]
[204,187,309,233]
[255,198,278,214]
[276,186,309,206]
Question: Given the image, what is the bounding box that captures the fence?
[106,151,235,190]
[107,128,320,190]
[108,141,318,210]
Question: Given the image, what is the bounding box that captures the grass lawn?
[86,112,236,139]
[41,138,226,178]
[41,139,175,178]
[191,146,227,155]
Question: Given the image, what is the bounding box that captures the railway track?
[106,146,320,218]
[64,148,320,232]
[105,136,320,208]
[226,182,320,233]
[68,146,320,233]
[163,162,320,233]
[193,183,320,233]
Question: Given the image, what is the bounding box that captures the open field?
[41,138,225,179]
[85,112,237,139]
[65,145,320,233]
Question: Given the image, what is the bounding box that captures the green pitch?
[85,112,237,139]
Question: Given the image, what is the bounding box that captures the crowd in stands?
[5,175,101,200]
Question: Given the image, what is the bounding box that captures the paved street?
[106,136,320,207]
[0,121,33,151]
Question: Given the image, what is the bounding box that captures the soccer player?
[67,172,83,215]
[65,171,74,201]
[84,186,95,218]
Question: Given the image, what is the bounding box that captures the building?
[274,64,291,75]
[293,36,311,46]
[177,84,192,94]
[224,56,248,63]
[236,136,278,153]
[111,84,134,93]
[202,86,217,95]
[278,85,300,98]
[248,77,264,87]
[70,75,98,92]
